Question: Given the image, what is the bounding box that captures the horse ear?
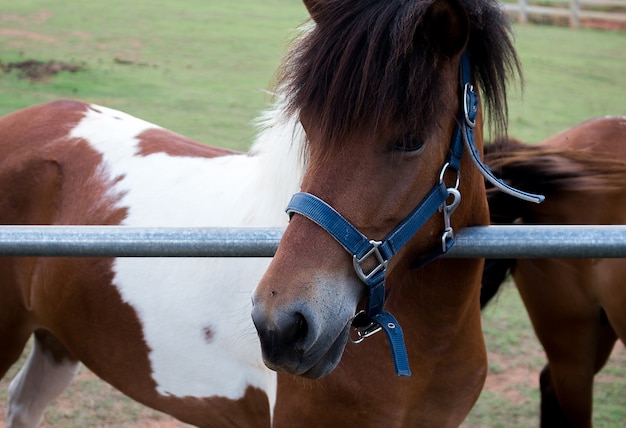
[423,0,470,58]
[303,0,324,22]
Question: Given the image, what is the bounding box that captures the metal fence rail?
[0,225,625,258]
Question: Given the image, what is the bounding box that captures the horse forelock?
[277,0,520,146]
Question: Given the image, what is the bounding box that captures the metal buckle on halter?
[463,83,477,129]
[349,310,383,344]
[352,240,388,283]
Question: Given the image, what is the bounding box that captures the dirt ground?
[0,59,84,81]
[1,344,623,427]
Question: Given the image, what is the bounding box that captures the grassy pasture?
[0,0,308,151]
[0,1,625,427]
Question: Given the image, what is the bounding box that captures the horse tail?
[480,258,516,308]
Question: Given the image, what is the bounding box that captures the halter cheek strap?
[458,56,544,204]
[285,51,543,377]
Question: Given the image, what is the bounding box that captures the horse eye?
[394,134,425,153]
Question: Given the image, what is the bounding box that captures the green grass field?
[0,1,625,427]
[1,0,309,151]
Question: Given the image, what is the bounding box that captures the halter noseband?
[285,51,544,377]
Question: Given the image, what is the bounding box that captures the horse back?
[485,116,626,225]
[0,100,237,226]
[481,116,626,307]
[541,116,626,155]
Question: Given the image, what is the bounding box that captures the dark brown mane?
[277,0,520,144]
[485,137,626,195]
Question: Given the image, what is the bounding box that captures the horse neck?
[246,100,307,221]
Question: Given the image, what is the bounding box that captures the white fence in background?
[501,0,626,27]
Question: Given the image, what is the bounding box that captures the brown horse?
[251,0,524,426]
[482,116,626,428]
[1,0,524,426]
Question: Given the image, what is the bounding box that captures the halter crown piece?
[286,51,544,377]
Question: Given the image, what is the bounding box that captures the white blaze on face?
[68,103,304,404]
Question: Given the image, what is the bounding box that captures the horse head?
[252,0,519,384]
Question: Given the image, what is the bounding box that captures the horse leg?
[600,284,626,345]
[0,328,30,383]
[594,308,619,374]
[539,346,594,427]
[514,261,612,428]
[0,308,33,424]
[7,330,79,428]
[537,314,618,428]
[539,364,570,427]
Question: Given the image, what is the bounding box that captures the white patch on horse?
[69,103,304,405]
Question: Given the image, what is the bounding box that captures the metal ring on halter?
[439,162,460,190]
[349,310,383,344]
[463,83,477,128]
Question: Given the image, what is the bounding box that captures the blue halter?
[285,51,544,377]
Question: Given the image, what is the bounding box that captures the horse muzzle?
[251,286,358,379]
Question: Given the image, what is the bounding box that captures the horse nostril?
[284,312,308,347]
[251,298,317,365]
[295,312,308,343]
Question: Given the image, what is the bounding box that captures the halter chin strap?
[285,51,543,377]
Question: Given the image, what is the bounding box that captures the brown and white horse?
[0,99,305,427]
[1,0,523,426]
[482,116,626,428]
[252,0,523,426]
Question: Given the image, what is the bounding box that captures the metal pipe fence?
[0,225,625,258]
